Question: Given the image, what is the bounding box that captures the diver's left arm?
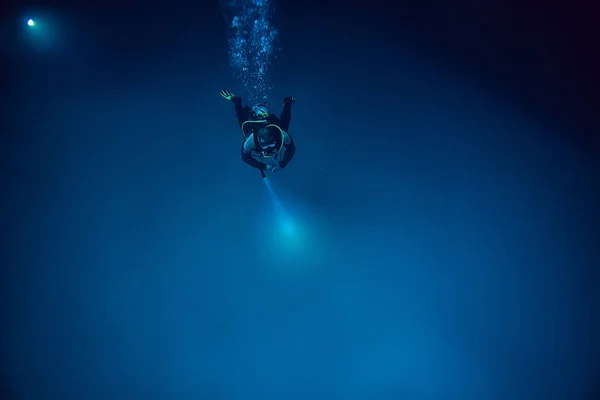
[278,97,295,132]
[279,135,296,169]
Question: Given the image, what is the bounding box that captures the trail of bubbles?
[221,0,278,101]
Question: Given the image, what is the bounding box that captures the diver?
[220,89,296,175]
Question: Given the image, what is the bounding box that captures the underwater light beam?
[263,178,297,237]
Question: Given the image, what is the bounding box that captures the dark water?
[2,1,598,399]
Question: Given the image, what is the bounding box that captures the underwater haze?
[2,1,598,399]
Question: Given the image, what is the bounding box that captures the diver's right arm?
[220,89,248,127]
[241,135,268,170]
[241,148,268,170]
[232,97,249,127]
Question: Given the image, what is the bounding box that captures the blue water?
[221,0,277,101]
[2,3,598,399]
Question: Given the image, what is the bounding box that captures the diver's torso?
[243,130,292,166]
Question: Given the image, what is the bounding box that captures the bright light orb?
[27,19,35,27]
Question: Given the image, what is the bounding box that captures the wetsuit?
[232,97,296,171]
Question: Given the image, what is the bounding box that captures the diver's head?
[256,126,281,156]
[252,103,270,119]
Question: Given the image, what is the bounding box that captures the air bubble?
[222,0,278,100]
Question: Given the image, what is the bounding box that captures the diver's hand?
[220,89,236,101]
[283,96,296,104]
[270,165,282,172]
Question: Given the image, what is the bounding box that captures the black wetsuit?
[232,97,296,170]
